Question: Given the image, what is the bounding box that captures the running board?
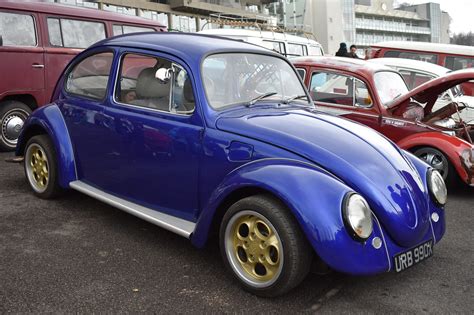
[69,181,195,238]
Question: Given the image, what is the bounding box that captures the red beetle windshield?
[374,71,409,107]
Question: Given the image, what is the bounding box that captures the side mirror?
[355,96,372,108]
[155,67,172,84]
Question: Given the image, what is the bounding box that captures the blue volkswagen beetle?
[14,33,446,297]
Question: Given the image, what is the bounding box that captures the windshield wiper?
[245,92,278,107]
[282,94,309,104]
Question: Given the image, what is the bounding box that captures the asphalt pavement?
[0,152,473,313]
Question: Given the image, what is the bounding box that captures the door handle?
[32,64,44,69]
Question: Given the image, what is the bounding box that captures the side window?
[262,40,285,55]
[445,56,474,71]
[296,68,306,81]
[0,12,36,46]
[65,52,113,100]
[399,70,435,90]
[113,24,154,36]
[116,53,195,114]
[310,72,371,107]
[384,50,438,64]
[287,43,305,57]
[47,18,106,48]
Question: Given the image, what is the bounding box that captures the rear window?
[0,12,36,46]
[384,50,438,64]
[113,25,155,36]
[47,18,106,48]
[445,56,474,70]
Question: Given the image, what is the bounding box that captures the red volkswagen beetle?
[293,57,474,186]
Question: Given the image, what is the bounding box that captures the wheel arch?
[398,132,472,184]
[16,104,77,189]
[1,94,39,111]
[191,158,391,275]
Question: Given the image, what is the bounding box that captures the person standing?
[335,42,349,57]
[349,45,361,59]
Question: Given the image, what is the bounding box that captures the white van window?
[262,40,285,55]
[287,43,307,56]
[113,25,154,36]
[308,45,323,56]
[47,18,106,48]
[0,12,36,46]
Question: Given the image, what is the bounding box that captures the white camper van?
[199,28,324,57]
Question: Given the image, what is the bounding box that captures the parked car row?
[9,32,452,297]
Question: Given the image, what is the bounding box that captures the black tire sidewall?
[0,101,32,152]
[413,147,458,186]
[219,195,311,297]
[24,135,62,199]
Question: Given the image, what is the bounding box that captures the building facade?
[47,0,451,56]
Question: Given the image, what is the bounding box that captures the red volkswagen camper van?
[0,1,166,151]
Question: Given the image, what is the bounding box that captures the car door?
[102,50,202,221]
[307,69,381,131]
[0,10,45,104]
[59,49,115,185]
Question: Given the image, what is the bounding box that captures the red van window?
[113,24,155,36]
[445,56,474,71]
[0,11,36,46]
[47,18,106,48]
[384,50,438,64]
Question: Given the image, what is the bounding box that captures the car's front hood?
[216,107,431,247]
[388,69,474,111]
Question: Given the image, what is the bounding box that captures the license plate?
[394,240,433,272]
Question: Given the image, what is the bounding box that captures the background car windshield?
[202,53,308,109]
[374,71,409,107]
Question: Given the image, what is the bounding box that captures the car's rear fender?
[397,132,474,185]
[16,104,77,189]
[192,158,391,275]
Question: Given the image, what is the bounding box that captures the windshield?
[202,53,309,109]
[374,71,409,107]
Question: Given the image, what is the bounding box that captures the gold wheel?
[25,143,49,193]
[225,210,283,288]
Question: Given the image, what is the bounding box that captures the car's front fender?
[192,158,391,275]
[16,104,76,189]
[397,132,474,185]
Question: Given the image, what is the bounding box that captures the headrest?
[135,67,170,99]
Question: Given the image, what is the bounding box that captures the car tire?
[24,135,63,199]
[220,194,312,297]
[413,147,457,186]
[0,101,32,152]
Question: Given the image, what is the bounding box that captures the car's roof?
[0,0,165,28]
[93,32,277,60]
[371,41,474,56]
[368,58,450,77]
[291,56,395,75]
[199,29,322,46]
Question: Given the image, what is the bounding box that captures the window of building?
[0,12,36,46]
[47,18,106,48]
[115,53,195,114]
[65,52,113,100]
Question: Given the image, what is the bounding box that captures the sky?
[394,0,474,35]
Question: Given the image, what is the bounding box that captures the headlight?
[427,169,447,206]
[343,193,373,241]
